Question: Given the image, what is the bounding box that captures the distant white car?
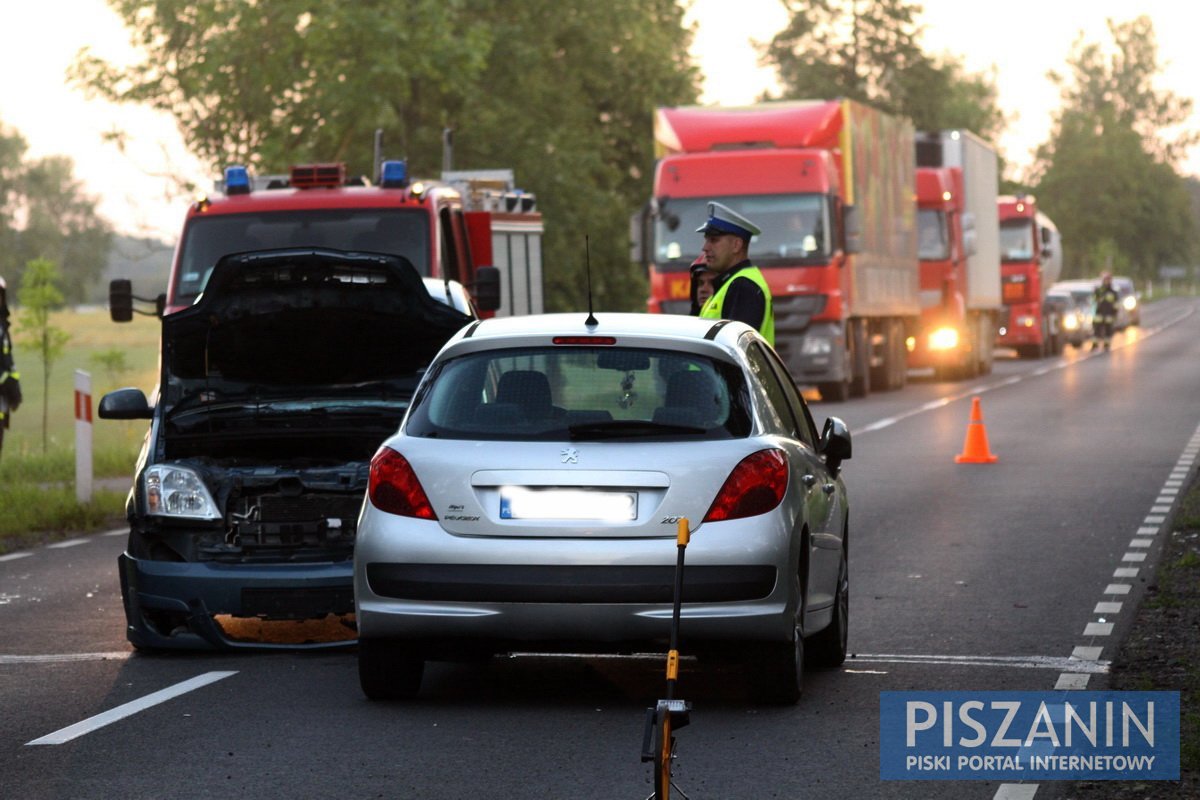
[1112,276,1140,328]
[354,312,853,704]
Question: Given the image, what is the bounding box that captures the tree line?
[3,1,1195,314]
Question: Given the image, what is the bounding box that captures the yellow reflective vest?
[699,263,775,345]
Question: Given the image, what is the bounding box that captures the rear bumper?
[119,552,355,650]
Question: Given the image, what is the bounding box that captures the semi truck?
[910,130,1002,379]
[995,195,1064,358]
[634,99,919,401]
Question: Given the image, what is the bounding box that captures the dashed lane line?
[26,671,237,745]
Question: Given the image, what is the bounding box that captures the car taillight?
[704,449,789,522]
[368,447,435,520]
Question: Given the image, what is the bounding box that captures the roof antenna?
[584,235,598,327]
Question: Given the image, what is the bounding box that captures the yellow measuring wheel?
[641,518,693,799]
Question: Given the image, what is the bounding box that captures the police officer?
[0,276,22,458]
[695,202,775,345]
[1091,271,1119,351]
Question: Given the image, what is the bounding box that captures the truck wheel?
[819,381,850,403]
[848,320,870,397]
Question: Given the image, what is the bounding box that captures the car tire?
[752,624,804,705]
[358,638,424,701]
[806,547,848,668]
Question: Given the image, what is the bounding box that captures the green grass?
[1,309,157,548]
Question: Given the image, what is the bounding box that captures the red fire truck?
[118,161,543,319]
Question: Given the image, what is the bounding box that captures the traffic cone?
[955,396,998,464]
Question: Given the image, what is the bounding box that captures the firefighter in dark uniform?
[1091,271,1119,351]
[0,276,22,458]
[695,202,775,345]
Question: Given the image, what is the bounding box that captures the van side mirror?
[820,416,852,476]
[110,279,134,322]
[471,265,501,313]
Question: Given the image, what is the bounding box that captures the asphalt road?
[2,297,1197,800]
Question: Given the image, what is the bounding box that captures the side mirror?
[110,279,134,323]
[961,212,978,257]
[820,416,852,476]
[470,265,501,313]
[98,387,153,420]
[842,205,862,255]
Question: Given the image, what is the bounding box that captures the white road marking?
[102,529,126,537]
[994,783,1039,800]
[0,552,33,562]
[1144,515,1166,523]
[1094,602,1123,614]
[1083,622,1114,636]
[0,652,131,665]
[1137,526,1159,535]
[46,539,88,549]
[1103,584,1131,595]
[1114,567,1139,578]
[26,671,237,745]
[1071,646,1103,661]
[1122,552,1147,563]
[1130,538,1153,548]
[849,653,1109,673]
[1055,673,1090,690]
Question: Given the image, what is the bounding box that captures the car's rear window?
[404,346,752,441]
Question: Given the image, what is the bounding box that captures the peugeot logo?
[561,447,579,464]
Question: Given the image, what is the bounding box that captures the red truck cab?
[164,162,493,315]
[910,166,968,373]
[996,195,1063,358]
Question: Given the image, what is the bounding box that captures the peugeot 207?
[354,312,852,703]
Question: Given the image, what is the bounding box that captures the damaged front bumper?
[119,552,357,650]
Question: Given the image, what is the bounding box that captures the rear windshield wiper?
[567,419,707,440]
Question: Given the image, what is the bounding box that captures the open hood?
[162,248,473,387]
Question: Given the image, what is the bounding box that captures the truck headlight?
[928,327,959,351]
[144,465,220,520]
[800,336,833,355]
[1016,315,1037,328]
[1123,296,1137,311]
[1063,313,1079,331]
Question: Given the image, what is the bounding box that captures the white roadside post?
[74,369,93,503]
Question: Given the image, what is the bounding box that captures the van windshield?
[172,208,430,306]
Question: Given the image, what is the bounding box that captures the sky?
[2,1,1199,242]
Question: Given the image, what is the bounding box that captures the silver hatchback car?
[354,312,852,703]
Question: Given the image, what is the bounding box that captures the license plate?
[499,487,638,521]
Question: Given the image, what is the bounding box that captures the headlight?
[928,327,959,351]
[1063,313,1079,331]
[1123,296,1137,311]
[801,336,833,355]
[1016,315,1037,328]
[144,465,220,519]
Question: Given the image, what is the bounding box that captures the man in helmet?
[1091,271,1119,352]
[0,276,22,457]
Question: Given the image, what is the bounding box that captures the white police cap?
[695,201,761,239]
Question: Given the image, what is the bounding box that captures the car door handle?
[822,483,836,495]
[802,474,817,488]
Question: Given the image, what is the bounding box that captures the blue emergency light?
[224,165,251,195]
[380,160,409,188]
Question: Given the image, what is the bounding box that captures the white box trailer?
[922,130,1002,312]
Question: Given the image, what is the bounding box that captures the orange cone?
[955,396,998,464]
